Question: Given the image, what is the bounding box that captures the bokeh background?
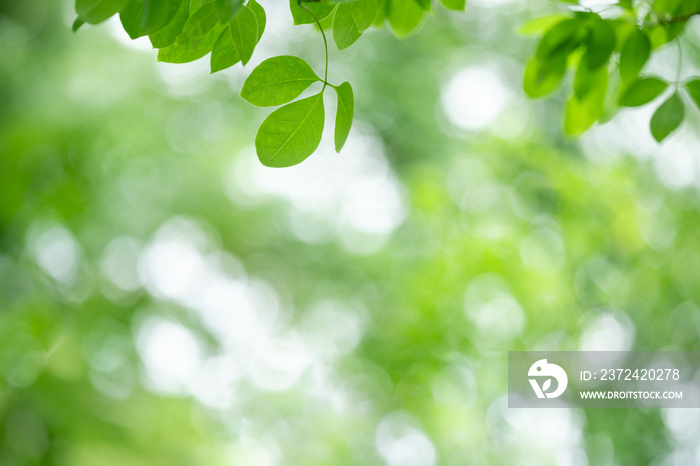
[2,0,700,464]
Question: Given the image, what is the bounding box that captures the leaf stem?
[298,2,329,92]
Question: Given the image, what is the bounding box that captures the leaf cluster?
[523,0,700,142]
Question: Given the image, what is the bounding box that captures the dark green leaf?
[119,1,146,39]
[650,92,684,142]
[178,2,219,42]
[255,92,326,168]
[290,1,336,25]
[618,77,667,107]
[619,28,651,82]
[75,0,129,24]
[229,5,258,66]
[585,19,616,70]
[142,0,182,33]
[72,16,86,32]
[149,0,189,48]
[333,82,354,152]
[241,56,320,106]
[536,18,581,61]
[333,4,362,50]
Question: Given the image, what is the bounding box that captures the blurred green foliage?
[2,0,700,465]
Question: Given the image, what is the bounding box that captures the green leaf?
[149,0,189,48]
[619,28,651,82]
[210,27,240,73]
[574,58,606,99]
[255,92,326,168]
[142,0,182,33]
[585,19,616,70]
[333,4,362,50]
[685,79,700,109]
[229,5,258,66]
[178,2,219,42]
[249,0,266,42]
[352,0,378,31]
[72,16,86,32]
[536,18,581,61]
[241,56,320,106]
[120,1,147,39]
[440,0,466,11]
[518,14,570,36]
[333,82,354,152]
[388,0,425,38]
[210,1,265,73]
[215,0,244,20]
[618,77,667,107]
[157,23,223,63]
[523,56,567,98]
[75,0,129,24]
[412,0,432,11]
[290,1,337,25]
[650,92,684,142]
[564,69,608,135]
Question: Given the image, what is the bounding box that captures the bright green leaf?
[388,0,425,38]
[229,5,258,66]
[518,14,570,36]
[157,23,223,63]
[215,0,244,20]
[564,70,608,135]
[650,92,684,142]
[574,58,606,99]
[619,28,651,82]
[523,56,567,98]
[210,27,240,73]
[618,77,667,107]
[75,0,129,24]
[178,2,219,42]
[685,79,700,110]
[334,4,362,50]
[255,92,326,168]
[333,82,354,152]
[440,0,466,11]
[352,0,378,31]
[290,1,336,25]
[241,56,320,106]
[249,0,266,42]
